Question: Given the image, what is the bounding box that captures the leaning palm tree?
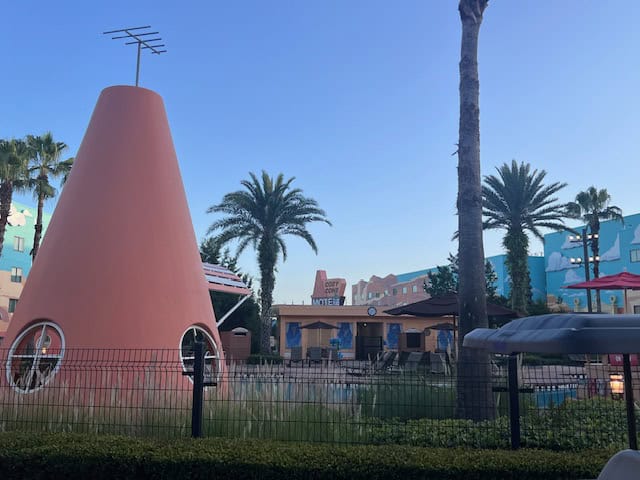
[0,139,29,258]
[208,171,331,354]
[456,0,492,421]
[26,133,74,261]
[566,187,623,312]
[483,160,568,315]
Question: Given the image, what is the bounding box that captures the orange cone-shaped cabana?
[2,86,223,394]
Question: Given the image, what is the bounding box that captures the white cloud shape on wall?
[632,225,640,245]
[564,269,584,284]
[7,205,26,227]
[600,234,620,262]
[546,252,579,272]
[561,236,581,250]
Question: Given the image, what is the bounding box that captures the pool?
[533,384,578,408]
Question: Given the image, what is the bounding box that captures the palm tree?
[566,187,623,312]
[456,0,491,421]
[207,171,331,354]
[0,139,29,258]
[26,133,74,261]
[483,160,568,315]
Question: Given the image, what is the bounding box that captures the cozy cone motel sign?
[311,270,347,306]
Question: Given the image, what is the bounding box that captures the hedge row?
[0,432,613,479]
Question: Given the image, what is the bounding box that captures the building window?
[392,288,397,296]
[412,285,418,293]
[180,326,221,385]
[10,267,22,283]
[634,305,640,314]
[7,321,65,393]
[13,236,25,252]
[631,249,640,263]
[8,298,18,313]
[402,286,408,294]
[406,332,421,349]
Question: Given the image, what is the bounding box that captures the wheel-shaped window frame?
[6,321,65,394]
[179,326,221,385]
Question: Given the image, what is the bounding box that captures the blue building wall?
[543,212,640,312]
[485,254,546,302]
[0,201,52,276]
[392,254,547,303]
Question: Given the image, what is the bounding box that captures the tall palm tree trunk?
[32,190,45,261]
[504,230,530,315]
[456,0,494,421]
[0,181,14,258]
[258,240,277,355]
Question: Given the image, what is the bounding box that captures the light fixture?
[570,257,583,264]
[610,373,624,397]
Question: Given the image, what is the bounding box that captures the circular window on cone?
[6,321,65,394]
[180,326,221,385]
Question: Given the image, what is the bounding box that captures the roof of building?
[203,263,252,296]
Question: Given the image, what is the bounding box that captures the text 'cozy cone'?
[3,86,221,353]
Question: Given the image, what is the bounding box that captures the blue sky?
[2,1,639,304]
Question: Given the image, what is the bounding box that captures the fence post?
[191,340,205,438]
[508,353,521,449]
[622,353,638,450]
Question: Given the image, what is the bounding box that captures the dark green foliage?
[367,397,636,451]
[482,161,567,315]
[424,253,499,300]
[25,132,74,260]
[0,432,612,479]
[207,171,331,354]
[424,264,458,296]
[246,353,284,365]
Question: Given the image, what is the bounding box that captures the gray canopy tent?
[464,313,640,450]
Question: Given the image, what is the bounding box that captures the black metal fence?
[0,347,638,450]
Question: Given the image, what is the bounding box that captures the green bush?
[246,353,284,365]
[366,397,637,451]
[0,432,613,479]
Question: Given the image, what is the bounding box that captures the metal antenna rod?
[103,26,167,87]
[136,42,142,86]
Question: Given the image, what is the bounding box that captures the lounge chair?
[430,352,449,374]
[288,346,303,366]
[402,352,424,373]
[346,351,396,376]
[307,347,323,364]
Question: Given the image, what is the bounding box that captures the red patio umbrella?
[566,271,640,313]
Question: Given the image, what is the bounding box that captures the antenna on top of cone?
[103,26,167,87]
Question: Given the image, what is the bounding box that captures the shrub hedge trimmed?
[0,432,612,479]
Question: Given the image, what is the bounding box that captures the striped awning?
[203,263,252,296]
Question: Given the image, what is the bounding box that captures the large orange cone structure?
[2,86,223,393]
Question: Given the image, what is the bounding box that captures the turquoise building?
[486,254,547,302]
[392,254,547,303]
[543,213,640,313]
[0,201,51,318]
